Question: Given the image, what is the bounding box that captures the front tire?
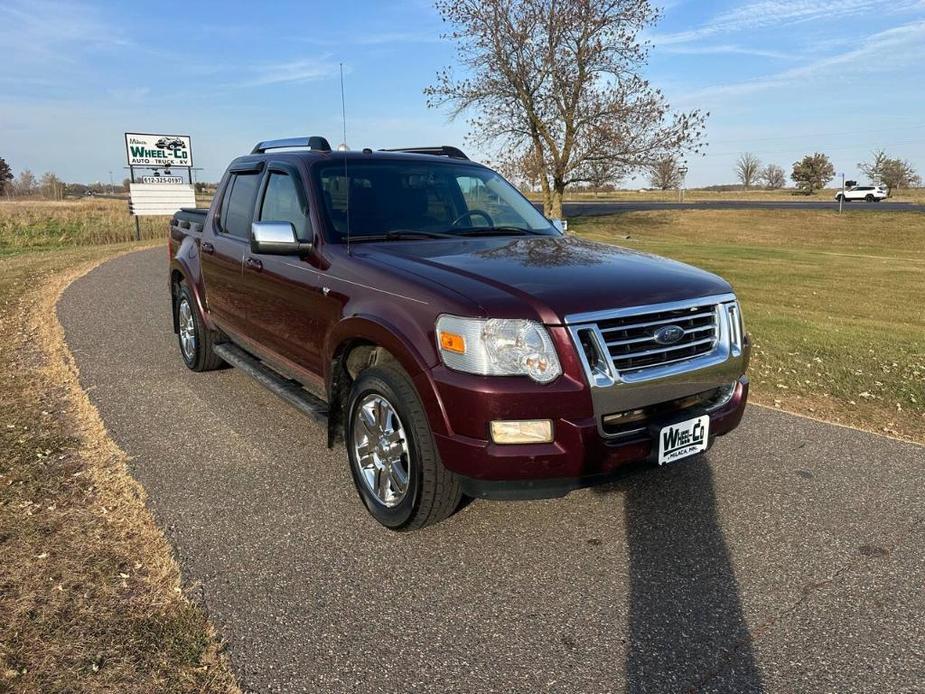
[346,365,461,530]
[175,283,224,372]
[865,194,875,202]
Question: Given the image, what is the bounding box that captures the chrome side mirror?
[251,221,312,255]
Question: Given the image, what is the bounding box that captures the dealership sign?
[125,133,193,168]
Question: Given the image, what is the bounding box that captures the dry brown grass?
[0,199,169,254]
[0,243,239,693]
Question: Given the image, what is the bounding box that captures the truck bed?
[171,208,209,237]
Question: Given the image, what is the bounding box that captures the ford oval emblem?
[653,324,685,345]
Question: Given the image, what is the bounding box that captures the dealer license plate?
[658,415,710,465]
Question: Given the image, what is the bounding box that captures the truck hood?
[359,235,733,324]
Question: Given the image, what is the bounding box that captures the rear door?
[241,162,330,377]
[200,165,263,337]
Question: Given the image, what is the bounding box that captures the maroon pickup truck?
[169,137,749,530]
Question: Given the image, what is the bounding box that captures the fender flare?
[169,257,211,332]
[324,314,451,443]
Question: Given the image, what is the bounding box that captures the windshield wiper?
[384,229,458,240]
[349,230,457,242]
[455,226,538,237]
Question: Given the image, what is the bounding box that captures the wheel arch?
[169,259,210,333]
[324,315,448,449]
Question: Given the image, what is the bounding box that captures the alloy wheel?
[178,298,197,361]
[352,394,410,507]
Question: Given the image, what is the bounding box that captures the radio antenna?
[340,62,351,255]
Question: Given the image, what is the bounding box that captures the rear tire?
[346,364,462,530]
[175,283,224,372]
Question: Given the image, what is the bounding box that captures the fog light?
[490,419,553,444]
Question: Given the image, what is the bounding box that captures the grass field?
[529,186,925,204]
[571,209,925,442]
[0,243,238,692]
[0,200,170,255]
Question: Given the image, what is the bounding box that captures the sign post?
[839,173,845,214]
[124,133,195,238]
[677,165,689,203]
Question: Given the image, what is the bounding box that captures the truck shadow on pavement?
[594,457,764,693]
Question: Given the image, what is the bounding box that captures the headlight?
[435,315,562,383]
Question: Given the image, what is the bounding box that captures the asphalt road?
[559,200,925,216]
[59,248,924,693]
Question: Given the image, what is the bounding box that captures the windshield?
[315,159,558,241]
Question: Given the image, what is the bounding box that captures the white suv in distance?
[835,185,888,203]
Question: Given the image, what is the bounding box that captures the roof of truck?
[230,138,485,169]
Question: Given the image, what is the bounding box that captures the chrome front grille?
[565,293,741,388]
[598,303,719,373]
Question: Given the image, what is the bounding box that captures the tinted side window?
[221,173,260,239]
[259,172,309,240]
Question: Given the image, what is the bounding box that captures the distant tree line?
[1,169,72,200]
[727,149,920,196]
[0,159,132,200]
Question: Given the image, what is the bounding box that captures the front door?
[241,164,330,378]
[199,170,262,336]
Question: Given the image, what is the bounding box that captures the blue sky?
[2,0,924,187]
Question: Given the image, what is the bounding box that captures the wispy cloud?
[236,57,343,87]
[653,0,920,45]
[295,30,442,47]
[354,31,443,46]
[677,20,925,101]
[661,44,794,60]
[0,0,128,64]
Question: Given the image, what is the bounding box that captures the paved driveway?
[58,248,924,693]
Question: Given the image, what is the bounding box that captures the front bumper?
[434,376,749,500]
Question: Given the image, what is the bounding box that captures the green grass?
[571,209,925,442]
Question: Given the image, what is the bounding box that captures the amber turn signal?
[439,331,466,354]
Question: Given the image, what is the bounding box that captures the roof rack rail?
[379,146,469,160]
[251,136,332,154]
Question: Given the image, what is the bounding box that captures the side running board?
[213,343,328,423]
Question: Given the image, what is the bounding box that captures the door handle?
[201,241,214,254]
[246,257,263,272]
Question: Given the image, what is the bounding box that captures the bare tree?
[858,150,920,196]
[648,156,682,190]
[735,152,761,189]
[791,153,834,195]
[760,163,786,189]
[14,169,36,197]
[40,172,64,200]
[0,157,12,196]
[425,0,707,219]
